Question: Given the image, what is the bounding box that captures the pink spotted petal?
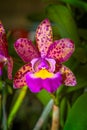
[47,38,75,63]
[0,21,5,35]
[60,65,77,86]
[0,21,8,57]
[13,63,32,88]
[7,56,13,79]
[14,38,40,63]
[36,19,53,58]
[26,72,62,93]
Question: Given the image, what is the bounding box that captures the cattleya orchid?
[0,21,13,79]
[13,19,76,93]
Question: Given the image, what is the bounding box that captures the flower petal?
[14,38,39,62]
[47,38,75,63]
[36,19,53,58]
[26,74,42,93]
[0,54,7,63]
[0,21,8,57]
[60,65,77,86]
[0,64,3,76]
[43,72,62,93]
[13,63,32,88]
[26,71,62,93]
[0,21,13,79]
[0,21,5,35]
[7,56,13,79]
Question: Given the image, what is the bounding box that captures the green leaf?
[8,86,27,128]
[78,29,87,40]
[46,4,80,44]
[36,90,51,106]
[74,47,87,63]
[60,0,87,12]
[64,92,87,130]
[60,97,67,127]
[0,81,3,90]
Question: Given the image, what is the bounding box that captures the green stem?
[51,105,60,130]
[2,82,7,130]
[50,93,58,105]
[7,86,27,128]
[33,99,54,130]
[51,93,60,130]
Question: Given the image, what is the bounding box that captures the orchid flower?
[0,21,13,79]
[13,19,76,93]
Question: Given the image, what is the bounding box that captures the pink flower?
[0,21,13,79]
[13,19,76,93]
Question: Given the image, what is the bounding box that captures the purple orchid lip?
[26,71,62,93]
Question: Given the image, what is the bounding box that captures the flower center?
[34,68,54,79]
[34,58,50,71]
[31,58,56,73]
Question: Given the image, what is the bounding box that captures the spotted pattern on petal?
[14,38,39,63]
[47,38,75,63]
[0,21,5,35]
[7,56,13,79]
[0,21,8,57]
[36,19,53,57]
[60,65,77,86]
[13,63,32,88]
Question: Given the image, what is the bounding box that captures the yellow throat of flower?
[34,69,54,79]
